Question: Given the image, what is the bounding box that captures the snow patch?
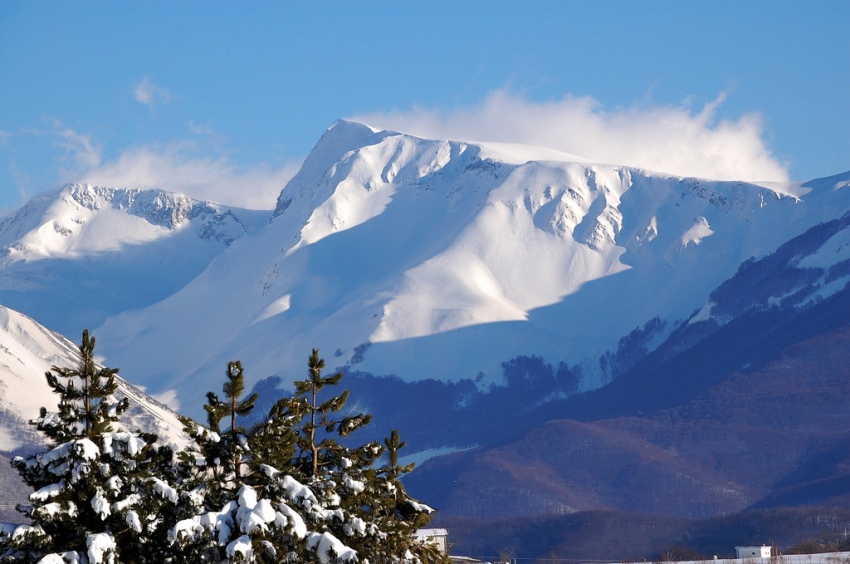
[148,477,179,504]
[306,531,358,563]
[86,531,116,564]
[125,510,142,533]
[680,216,714,247]
[399,445,477,467]
[796,228,850,269]
[688,301,716,325]
[91,489,111,520]
[31,480,67,502]
[254,294,292,324]
[37,553,84,564]
[226,534,254,560]
[275,502,308,539]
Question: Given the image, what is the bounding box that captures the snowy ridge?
[0,183,268,259]
[0,305,187,451]
[0,184,269,336]
[84,121,850,418]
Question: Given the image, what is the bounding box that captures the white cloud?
[43,119,296,210]
[53,121,102,170]
[352,89,789,182]
[2,120,296,216]
[133,77,173,108]
[152,389,180,411]
[77,143,299,210]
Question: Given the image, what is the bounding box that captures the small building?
[415,528,449,554]
[735,546,771,559]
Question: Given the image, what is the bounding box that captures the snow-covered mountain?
[66,120,847,418]
[1,120,847,552]
[1,120,848,535]
[0,305,187,452]
[0,184,269,336]
[0,120,847,422]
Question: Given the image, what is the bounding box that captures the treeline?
[439,506,850,562]
[0,330,448,563]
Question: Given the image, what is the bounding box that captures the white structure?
[735,546,771,559]
[416,528,449,554]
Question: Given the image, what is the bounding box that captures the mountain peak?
[328,118,381,137]
[0,183,269,335]
[0,183,269,259]
[63,183,195,229]
[272,120,388,219]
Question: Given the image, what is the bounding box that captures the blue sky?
[1,1,847,213]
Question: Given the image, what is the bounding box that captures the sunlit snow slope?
[0,305,186,451]
[89,121,850,417]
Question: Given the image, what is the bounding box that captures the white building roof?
[416,528,448,537]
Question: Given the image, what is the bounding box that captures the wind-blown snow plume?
[353,89,789,182]
[78,144,299,210]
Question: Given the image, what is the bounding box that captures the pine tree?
[171,350,442,563]
[291,349,373,481]
[283,350,446,563]
[178,361,258,512]
[0,330,181,563]
[204,360,257,481]
[246,397,299,474]
[170,359,334,563]
[371,430,448,563]
[36,329,128,441]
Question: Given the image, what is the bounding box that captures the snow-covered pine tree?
[282,349,444,563]
[171,361,265,561]
[282,349,384,554]
[0,330,181,563]
[170,353,364,562]
[37,329,128,442]
[177,361,257,499]
[170,349,444,563]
